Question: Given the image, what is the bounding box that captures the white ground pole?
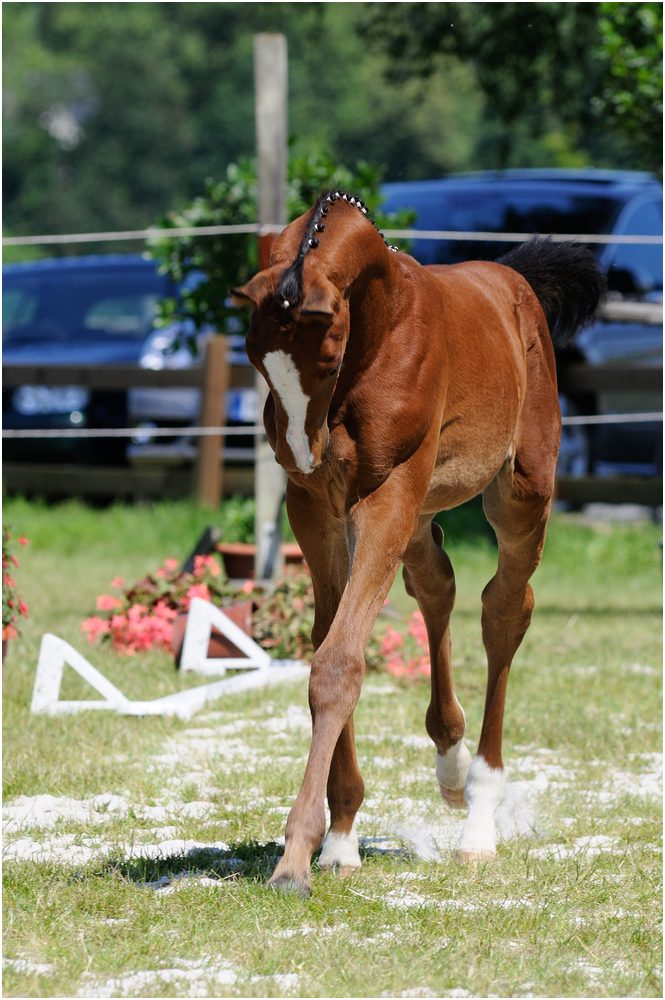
[30,599,308,720]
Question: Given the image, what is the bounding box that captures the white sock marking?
[262,350,314,474]
[458,755,506,856]
[436,738,473,794]
[319,827,361,869]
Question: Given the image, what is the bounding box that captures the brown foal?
[232,191,605,895]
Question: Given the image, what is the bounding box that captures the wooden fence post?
[195,337,230,506]
[253,33,288,577]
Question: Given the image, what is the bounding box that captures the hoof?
[267,873,311,898]
[455,847,496,863]
[439,784,466,810]
[319,862,361,879]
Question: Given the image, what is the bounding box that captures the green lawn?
[2,495,662,998]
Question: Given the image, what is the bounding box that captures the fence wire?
[1,412,662,440]
[2,226,662,247]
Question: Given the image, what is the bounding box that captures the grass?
[2,495,662,998]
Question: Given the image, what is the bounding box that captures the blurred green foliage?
[360,1,662,176]
[593,2,663,170]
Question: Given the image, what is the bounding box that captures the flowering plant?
[378,609,431,680]
[82,554,259,656]
[2,526,30,638]
[251,566,316,661]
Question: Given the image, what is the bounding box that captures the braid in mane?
[275,190,400,310]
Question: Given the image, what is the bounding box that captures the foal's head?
[232,191,393,475]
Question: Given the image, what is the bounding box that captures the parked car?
[381,168,663,478]
[2,254,256,468]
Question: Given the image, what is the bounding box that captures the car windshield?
[383,188,622,262]
[2,269,166,346]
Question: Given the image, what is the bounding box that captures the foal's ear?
[230,271,274,308]
[299,279,339,322]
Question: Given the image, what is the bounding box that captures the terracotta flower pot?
[217,542,306,579]
[217,542,257,580]
[172,599,254,670]
[281,543,306,568]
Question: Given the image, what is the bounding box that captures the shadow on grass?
[96,841,284,887]
[90,838,415,889]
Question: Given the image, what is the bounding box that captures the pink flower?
[240,579,255,595]
[18,601,29,617]
[18,536,29,546]
[111,576,124,589]
[152,600,177,621]
[127,604,148,624]
[164,558,179,571]
[81,616,111,642]
[385,657,411,677]
[410,655,431,677]
[184,583,210,608]
[194,555,221,578]
[407,610,428,647]
[379,627,404,657]
[97,594,123,611]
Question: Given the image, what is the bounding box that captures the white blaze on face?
[263,350,314,474]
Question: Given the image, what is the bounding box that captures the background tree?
[593,1,663,172]
[3,2,659,248]
[359,1,662,174]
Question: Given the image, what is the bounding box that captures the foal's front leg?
[268,475,424,895]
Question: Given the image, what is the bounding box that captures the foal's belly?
[422,408,520,512]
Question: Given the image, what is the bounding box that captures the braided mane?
[275,190,399,309]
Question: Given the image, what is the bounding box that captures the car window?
[2,286,39,334]
[605,200,663,295]
[383,188,624,266]
[84,294,160,336]
[2,268,165,344]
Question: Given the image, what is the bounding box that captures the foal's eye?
[323,363,341,379]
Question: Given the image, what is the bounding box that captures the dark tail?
[497,236,606,345]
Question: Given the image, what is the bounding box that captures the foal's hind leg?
[457,471,552,861]
[402,517,471,808]
[318,716,364,874]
